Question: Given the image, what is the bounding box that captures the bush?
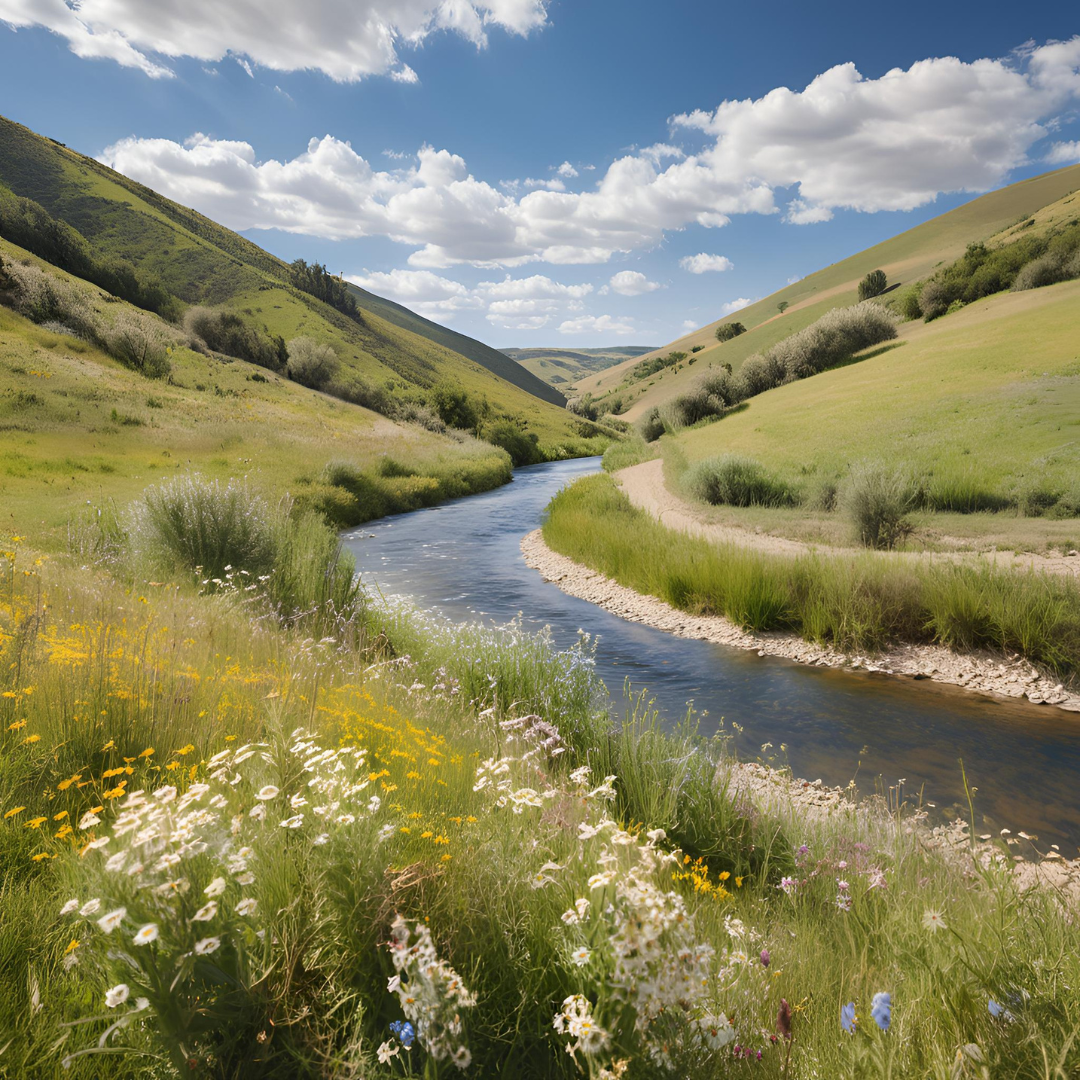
[481,418,543,466]
[715,321,746,343]
[287,336,339,389]
[857,269,887,300]
[768,301,897,381]
[132,475,277,580]
[684,455,795,508]
[842,463,914,549]
[430,382,487,430]
[566,395,599,421]
[396,401,447,433]
[105,308,172,379]
[1011,250,1074,292]
[637,406,666,442]
[185,306,287,371]
[917,279,950,320]
[895,283,924,320]
[3,260,100,340]
[331,373,392,415]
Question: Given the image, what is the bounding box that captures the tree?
[715,322,746,343]
[777,301,789,314]
[858,269,888,301]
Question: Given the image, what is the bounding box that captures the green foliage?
[566,394,599,421]
[480,418,543,466]
[637,406,666,443]
[630,350,686,382]
[894,282,924,320]
[430,382,488,431]
[288,258,363,324]
[601,435,658,473]
[777,301,789,313]
[714,321,747,342]
[684,454,796,508]
[104,308,172,380]
[132,474,277,580]
[286,336,339,390]
[842,463,914,549]
[544,473,1080,672]
[857,269,888,300]
[184,306,287,371]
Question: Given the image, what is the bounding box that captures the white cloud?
[1045,140,1080,164]
[606,270,662,296]
[681,319,698,332]
[680,253,733,274]
[558,314,636,336]
[0,0,549,82]
[787,274,803,285]
[556,161,578,178]
[89,39,1080,266]
[523,177,566,191]
[479,274,592,299]
[347,267,482,320]
[235,56,254,78]
[720,297,752,315]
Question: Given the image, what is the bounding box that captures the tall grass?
[543,474,1080,673]
[684,455,796,508]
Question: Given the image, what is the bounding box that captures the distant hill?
[0,114,586,451]
[503,346,656,388]
[576,163,1080,419]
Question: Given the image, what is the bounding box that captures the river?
[343,457,1080,852]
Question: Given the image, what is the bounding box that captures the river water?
[343,457,1080,852]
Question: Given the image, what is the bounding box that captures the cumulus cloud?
[90,39,1080,266]
[1045,140,1080,164]
[347,268,591,327]
[523,177,566,191]
[680,253,734,274]
[556,161,579,178]
[605,270,662,296]
[558,314,636,336]
[0,0,549,82]
[681,319,698,332]
[720,297,753,315]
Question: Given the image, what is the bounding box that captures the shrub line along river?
[344,457,1080,852]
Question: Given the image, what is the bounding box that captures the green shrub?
[184,306,287,371]
[684,454,795,508]
[601,435,656,472]
[917,279,951,320]
[842,463,914,549]
[857,269,887,300]
[105,308,173,379]
[637,406,666,442]
[287,336,339,389]
[430,382,487,430]
[714,321,746,343]
[132,475,276,580]
[895,282,924,320]
[768,301,897,380]
[481,418,543,466]
[3,260,100,340]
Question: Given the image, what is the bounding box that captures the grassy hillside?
[673,281,1080,505]
[344,282,566,406]
[502,346,655,388]
[0,114,595,456]
[0,240,521,544]
[578,164,1080,419]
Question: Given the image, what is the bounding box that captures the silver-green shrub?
[287,336,339,389]
[842,463,914,549]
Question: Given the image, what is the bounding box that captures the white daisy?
[96,907,126,934]
[105,984,130,1008]
[194,936,221,955]
[132,923,159,946]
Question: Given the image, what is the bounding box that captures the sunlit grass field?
[2,486,1079,1078]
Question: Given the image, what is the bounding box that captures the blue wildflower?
[389,1020,415,1048]
[840,1002,857,1034]
[871,992,891,1032]
[988,999,1003,1018]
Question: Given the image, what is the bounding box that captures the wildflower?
[571,947,591,966]
[64,939,80,955]
[255,786,279,801]
[389,1020,415,1049]
[377,1041,399,1064]
[871,992,891,1031]
[194,937,221,955]
[105,984,130,1008]
[97,907,126,934]
[77,811,100,830]
[248,804,266,821]
[776,998,793,1041]
[700,1013,735,1049]
[778,876,797,895]
[132,924,159,946]
[236,898,257,916]
[60,899,79,916]
[235,871,255,886]
[451,1046,471,1069]
[152,785,175,803]
[922,909,947,933]
[192,901,218,922]
[204,877,227,898]
[760,949,770,968]
[840,1002,857,1034]
[988,998,1014,1021]
[79,899,101,917]
[104,853,126,873]
[134,998,149,1012]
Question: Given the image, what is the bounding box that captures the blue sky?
[1,1,1078,347]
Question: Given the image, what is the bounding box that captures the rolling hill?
[577,163,1080,419]
[502,346,656,388]
[0,114,588,451]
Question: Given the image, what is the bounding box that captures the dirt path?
[616,459,1080,578]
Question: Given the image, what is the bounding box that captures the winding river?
[344,458,1080,852]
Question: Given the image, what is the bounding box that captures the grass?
[668,279,1080,545]
[2,494,1080,1077]
[543,473,1080,673]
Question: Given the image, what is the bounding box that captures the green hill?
[0,114,595,457]
[578,164,1080,419]
[503,346,656,388]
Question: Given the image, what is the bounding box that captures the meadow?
[2,474,1079,1079]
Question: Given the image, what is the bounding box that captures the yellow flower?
[719,872,731,882]
[406,771,421,780]
[64,939,80,955]
[101,739,116,752]
[55,824,73,839]
[433,835,449,845]
[22,734,41,745]
[7,719,26,731]
[31,852,54,862]
[440,854,452,862]
[102,767,127,779]
[138,747,154,759]
[165,761,181,771]
[25,816,47,829]
[4,806,26,819]
[103,782,127,800]
[421,831,434,839]
[400,827,411,834]
[175,744,195,756]
[735,877,744,888]
[57,774,81,792]
[53,811,68,821]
